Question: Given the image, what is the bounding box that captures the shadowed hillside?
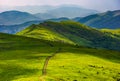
[17,21,120,51]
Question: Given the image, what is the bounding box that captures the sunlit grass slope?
[101,29,120,35]
[101,29,120,40]
[0,32,120,81]
[17,24,75,45]
[46,47,120,81]
[1,21,120,81]
[0,33,68,81]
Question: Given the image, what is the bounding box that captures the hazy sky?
[0,0,120,11]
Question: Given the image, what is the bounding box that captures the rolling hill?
[0,4,120,81]
[17,22,75,44]
[45,47,120,81]
[0,32,73,81]
[0,31,120,81]
[0,11,40,25]
[76,10,120,29]
[17,21,120,51]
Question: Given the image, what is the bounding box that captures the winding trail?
[42,48,61,76]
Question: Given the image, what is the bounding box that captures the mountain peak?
[0,10,28,14]
[0,10,40,25]
[77,10,120,29]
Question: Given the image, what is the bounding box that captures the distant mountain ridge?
[34,5,98,19]
[34,13,56,20]
[0,5,55,13]
[0,10,40,25]
[0,9,120,34]
[0,5,98,24]
[0,17,70,34]
[76,10,120,29]
[0,20,43,34]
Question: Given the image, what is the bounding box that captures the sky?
[0,0,120,11]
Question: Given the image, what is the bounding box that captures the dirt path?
[42,48,61,76]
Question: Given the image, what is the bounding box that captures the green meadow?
[0,33,59,81]
[0,33,120,81]
[0,21,120,81]
[46,47,120,81]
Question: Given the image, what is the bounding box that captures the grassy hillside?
[17,24,75,44]
[0,32,120,81]
[46,47,120,81]
[0,33,70,81]
[0,33,120,81]
[101,29,120,39]
[17,21,120,51]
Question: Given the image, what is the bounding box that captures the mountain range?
[0,5,55,13]
[0,5,98,19]
[35,6,98,19]
[0,10,120,34]
[76,10,120,29]
[0,11,40,25]
[0,17,70,34]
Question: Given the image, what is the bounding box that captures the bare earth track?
[39,48,61,81]
[42,48,61,75]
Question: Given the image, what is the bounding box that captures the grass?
[46,47,120,81]
[101,29,120,35]
[1,45,120,81]
[0,33,60,81]
[101,29,120,40]
[17,21,120,51]
[0,46,59,81]
[17,24,75,45]
[0,26,120,81]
